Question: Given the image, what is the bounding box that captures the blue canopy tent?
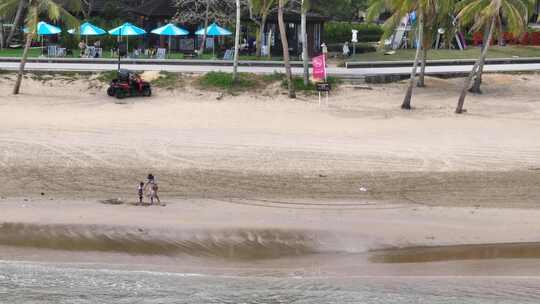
[24,22,62,56]
[150,23,189,58]
[195,23,232,57]
[109,22,146,70]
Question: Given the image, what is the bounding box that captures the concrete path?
[2,61,540,77]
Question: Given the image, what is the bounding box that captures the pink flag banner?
[312,55,326,82]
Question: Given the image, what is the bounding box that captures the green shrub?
[96,70,118,83]
[152,72,183,89]
[198,71,259,92]
[262,72,286,82]
[324,22,383,44]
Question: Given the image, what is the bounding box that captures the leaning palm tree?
[455,0,532,113]
[367,0,436,109]
[0,0,81,95]
[233,0,241,82]
[417,0,457,87]
[278,0,296,98]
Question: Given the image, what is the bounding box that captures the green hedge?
[324,22,383,44]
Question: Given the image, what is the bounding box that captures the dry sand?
[0,72,539,273]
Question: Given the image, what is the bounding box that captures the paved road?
[2,61,540,77]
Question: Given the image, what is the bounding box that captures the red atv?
[107,70,152,99]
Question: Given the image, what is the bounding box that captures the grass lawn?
[347,45,540,62]
[0,48,282,61]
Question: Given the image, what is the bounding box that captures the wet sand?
[1,73,540,275]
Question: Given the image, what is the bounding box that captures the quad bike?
[107,70,152,99]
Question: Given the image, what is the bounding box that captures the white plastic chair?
[56,48,66,57]
[47,45,57,57]
[156,48,167,59]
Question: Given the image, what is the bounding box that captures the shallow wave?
[0,223,323,260]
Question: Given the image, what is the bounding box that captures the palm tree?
[301,0,310,86]
[0,0,81,95]
[249,0,276,57]
[469,23,490,93]
[278,0,296,98]
[402,12,424,109]
[417,0,456,87]
[455,0,532,114]
[233,0,241,82]
[367,0,436,109]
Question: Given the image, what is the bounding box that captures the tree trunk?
[199,0,210,56]
[417,47,427,87]
[301,3,309,86]
[232,0,241,82]
[497,15,504,47]
[13,33,33,95]
[278,0,295,99]
[0,20,4,50]
[257,13,267,57]
[267,29,272,59]
[401,14,423,110]
[6,0,26,47]
[456,17,496,114]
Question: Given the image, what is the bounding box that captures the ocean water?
[2,261,540,304]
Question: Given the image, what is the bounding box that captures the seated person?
[78,41,87,57]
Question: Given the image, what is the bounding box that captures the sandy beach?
[1,72,540,275]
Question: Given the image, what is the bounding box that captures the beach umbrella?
[109,22,147,55]
[151,23,189,58]
[24,22,62,56]
[195,23,232,57]
[109,22,146,70]
[69,22,107,46]
[109,22,147,36]
[195,23,232,36]
[80,22,107,36]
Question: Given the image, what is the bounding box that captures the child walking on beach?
[138,182,144,205]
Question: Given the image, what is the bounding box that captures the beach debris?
[359,186,368,192]
[216,92,224,100]
[100,198,125,205]
[40,192,45,196]
[318,174,327,178]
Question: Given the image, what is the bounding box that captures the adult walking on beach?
[144,173,161,206]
